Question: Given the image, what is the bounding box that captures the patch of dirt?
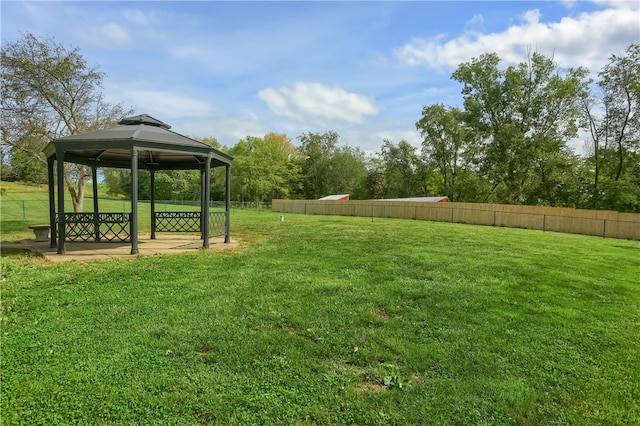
[354,381,386,393]
[371,306,390,321]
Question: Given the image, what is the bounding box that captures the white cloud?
[395,5,639,72]
[177,114,270,145]
[118,89,214,119]
[257,82,379,125]
[81,22,131,49]
[103,23,130,45]
[374,129,423,148]
[464,14,486,33]
[560,0,577,9]
[122,8,151,26]
[591,0,639,9]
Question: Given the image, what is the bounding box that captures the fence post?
[603,219,606,239]
[543,214,546,232]
[371,200,374,223]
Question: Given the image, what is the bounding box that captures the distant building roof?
[383,197,448,202]
[318,194,350,201]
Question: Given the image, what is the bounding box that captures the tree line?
[2,34,638,212]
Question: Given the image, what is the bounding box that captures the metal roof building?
[383,197,448,202]
[318,194,350,201]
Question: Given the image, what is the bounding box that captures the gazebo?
[43,114,233,255]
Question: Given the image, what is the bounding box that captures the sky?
[2,1,639,156]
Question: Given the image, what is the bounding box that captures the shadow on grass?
[1,247,40,257]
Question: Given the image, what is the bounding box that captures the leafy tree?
[583,44,639,211]
[525,149,584,207]
[298,131,367,199]
[416,104,471,200]
[1,33,131,211]
[230,132,302,203]
[378,139,424,198]
[330,145,369,199]
[7,136,48,183]
[102,168,129,197]
[452,51,589,205]
[298,131,340,199]
[366,170,385,199]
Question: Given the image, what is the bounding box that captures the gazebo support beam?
[47,156,57,248]
[200,167,205,240]
[225,164,231,243]
[92,165,100,241]
[131,149,139,255]
[202,155,211,249]
[150,170,156,240]
[56,150,66,254]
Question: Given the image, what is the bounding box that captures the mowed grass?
[0,181,210,241]
[2,207,640,424]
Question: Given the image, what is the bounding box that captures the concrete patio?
[2,234,239,263]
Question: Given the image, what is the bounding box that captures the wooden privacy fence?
[272,199,640,241]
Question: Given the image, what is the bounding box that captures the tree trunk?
[63,165,91,213]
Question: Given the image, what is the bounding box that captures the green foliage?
[416,104,471,200]
[451,51,589,205]
[583,44,640,211]
[298,131,367,199]
[379,139,425,198]
[7,137,47,183]
[382,364,412,390]
[230,132,302,203]
[411,45,639,211]
[365,170,384,199]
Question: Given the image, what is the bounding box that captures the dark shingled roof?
[43,114,232,170]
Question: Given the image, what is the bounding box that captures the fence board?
[271,199,640,241]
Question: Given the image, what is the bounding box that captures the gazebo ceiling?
[43,114,232,170]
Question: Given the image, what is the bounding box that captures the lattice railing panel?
[209,212,226,236]
[57,213,130,242]
[155,212,201,232]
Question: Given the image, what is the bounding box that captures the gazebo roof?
[43,114,232,170]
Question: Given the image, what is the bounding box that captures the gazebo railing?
[57,212,131,242]
[154,211,227,236]
[55,211,227,243]
[155,211,201,232]
[209,212,226,237]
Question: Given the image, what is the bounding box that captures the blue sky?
[2,1,639,155]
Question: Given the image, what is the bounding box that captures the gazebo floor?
[2,234,239,263]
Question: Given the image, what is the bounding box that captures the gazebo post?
[56,149,66,254]
[47,156,57,248]
[202,155,211,249]
[92,165,100,242]
[150,170,156,240]
[225,164,231,244]
[200,167,205,240]
[130,149,139,255]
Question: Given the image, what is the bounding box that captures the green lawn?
[1,195,639,424]
[0,181,216,242]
